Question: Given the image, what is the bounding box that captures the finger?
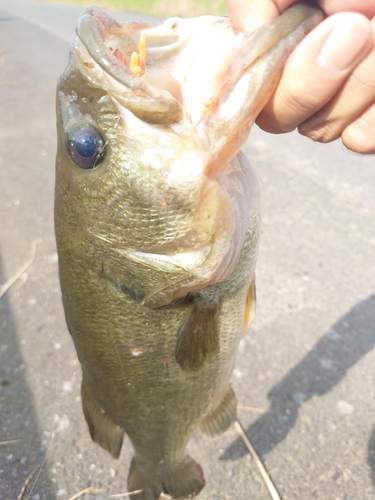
[227,0,375,36]
[298,17,375,144]
[317,0,375,18]
[256,13,374,134]
[341,101,375,154]
[227,0,291,33]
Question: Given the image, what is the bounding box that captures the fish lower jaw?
[119,150,259,301]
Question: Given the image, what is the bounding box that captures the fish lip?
[76,5,183,124]
[77,5,149,94]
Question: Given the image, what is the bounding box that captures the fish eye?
[67,124,105,169]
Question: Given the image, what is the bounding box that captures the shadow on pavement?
[0,251,56,499]
[222,294,375,461]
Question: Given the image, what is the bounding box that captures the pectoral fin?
[81,378,124,459]
[175,297,221,371]
[199,385,237,437]
[242,276,256,337]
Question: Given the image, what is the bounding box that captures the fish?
[55,3,323,499]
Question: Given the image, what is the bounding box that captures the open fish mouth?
[74,4,323,165]
[76,8,183,125]
[57,4,323,304]
[75,9,255,128]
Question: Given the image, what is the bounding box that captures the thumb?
[227,0,294,33]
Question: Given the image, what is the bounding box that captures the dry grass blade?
[234,420,281,500]
[16,465,39,500]
[237,405,267,414]
[0,240,37,298]
[68,487,103,500]
[110,490,144,498]
[0,439,22,446]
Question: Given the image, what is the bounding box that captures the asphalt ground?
[0,1,374,499]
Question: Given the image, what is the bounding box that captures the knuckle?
[298,117,341,143]
[342,105,375,154]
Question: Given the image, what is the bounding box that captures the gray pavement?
[0,1,374,499]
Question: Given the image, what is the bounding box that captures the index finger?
[227,0,375,34]
[318,0,375,18]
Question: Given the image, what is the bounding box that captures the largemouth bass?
[55,4,323,499]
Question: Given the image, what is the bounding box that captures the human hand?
[227,1,375,154]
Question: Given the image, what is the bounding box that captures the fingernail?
[318,21,371,75]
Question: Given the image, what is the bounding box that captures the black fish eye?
[67,124,105,169]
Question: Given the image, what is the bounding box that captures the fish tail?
[128,455,205,499]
